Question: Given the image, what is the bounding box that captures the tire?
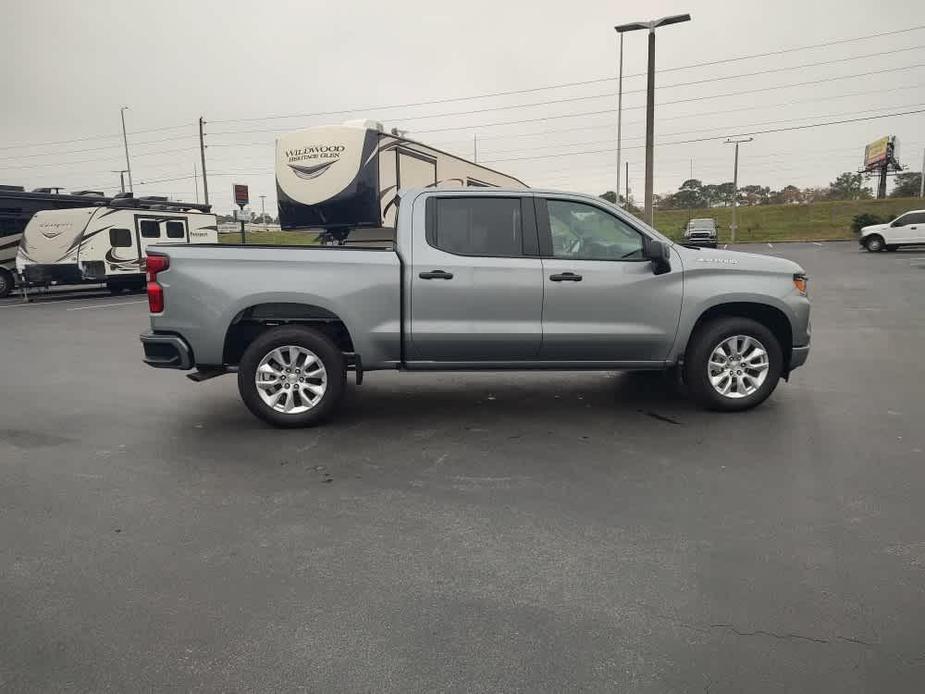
[237,325,346,428]
[864,235,885,252]
[684,317,783,412]
[0,268,13,298]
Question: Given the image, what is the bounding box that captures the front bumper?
[684,238,717,247]
[140,331,193,370]
[789,344,810,371]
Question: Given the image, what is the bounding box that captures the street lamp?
[614,13,691,224]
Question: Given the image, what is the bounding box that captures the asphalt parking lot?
[2,241,924,692]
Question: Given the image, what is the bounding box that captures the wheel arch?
[684,301,793,374]
[222,302,356,366]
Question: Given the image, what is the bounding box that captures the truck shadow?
[333,371,696,428]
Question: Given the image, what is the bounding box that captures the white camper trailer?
[17,197,217,292]
[276,120,527,233]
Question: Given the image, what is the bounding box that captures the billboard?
[863,136,891,171]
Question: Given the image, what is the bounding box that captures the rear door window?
[428,197,523,257]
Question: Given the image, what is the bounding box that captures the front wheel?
[237,326,346,427]
[684,317,783,412]
[864,235,885,252]
[0,268,13,298]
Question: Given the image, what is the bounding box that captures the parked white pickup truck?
[140,188,811,427]
[859,209,925,252]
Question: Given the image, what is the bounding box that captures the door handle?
[419,270,454,280]
[549,272,582,282]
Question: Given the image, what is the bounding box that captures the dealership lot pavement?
[2,242,924,692]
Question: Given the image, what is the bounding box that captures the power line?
[0,122,194,153]
[413,64,925,135]
[0,146,199,171]
[207,24,925,126]
[205,61,925,139]
[481,108,925,164]
[0,134,199,163]
[469,102,925,159]
[426,81,925,148]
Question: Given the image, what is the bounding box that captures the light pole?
[615,14,691,225]
[259,195,267,231]
[725,137,753,244]
[120,107,133,193]
[613,29,627,206]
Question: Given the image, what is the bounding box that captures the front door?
[408,195,543,362]
[536,197,682,362]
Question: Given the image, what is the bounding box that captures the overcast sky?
[2,0,923,213]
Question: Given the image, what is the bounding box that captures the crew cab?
[140,188,811,427]
[859,209,925,252]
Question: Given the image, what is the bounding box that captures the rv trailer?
[17,194,216,293]
[0,185,115,297]
[276,120,527,237]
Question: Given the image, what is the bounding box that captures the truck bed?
[148,243,402,368]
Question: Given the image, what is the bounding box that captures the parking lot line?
[66,300,148,311]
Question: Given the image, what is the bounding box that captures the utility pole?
[199,117,210,206]
[473,133,478,163]
[725,137,753,244]
[615,14,691,226]
[625,161,629,209]
[920,148,924,198]
[193,163,199,203]
[111,169,127,193]
[260,195,267,231]
[120,107,133,192]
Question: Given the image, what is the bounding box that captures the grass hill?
[652,196,922,244]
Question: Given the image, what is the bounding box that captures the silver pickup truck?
[140,188,810,427]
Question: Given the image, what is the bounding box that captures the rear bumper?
[140,331,193,370]
[684,238,717,247]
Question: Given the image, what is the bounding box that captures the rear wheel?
[684,317,782,412]
[237,325,346,428]
[864,235,885,252]
[0,268,13,298]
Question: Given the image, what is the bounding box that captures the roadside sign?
[233,184,249,207]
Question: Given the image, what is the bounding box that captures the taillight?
[793,273,808,296]
[146,253,169,313]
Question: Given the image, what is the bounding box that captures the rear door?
[536,197,682,362]
[408,194,543,362]
[900,212,925,244]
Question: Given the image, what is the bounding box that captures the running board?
[186,367,229,382]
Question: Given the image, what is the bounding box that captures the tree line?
[601,170,922,211]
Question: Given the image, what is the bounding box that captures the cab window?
[545,199,644,260]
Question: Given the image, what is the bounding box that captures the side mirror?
[891,219,903,227]
[643,237,671,275]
